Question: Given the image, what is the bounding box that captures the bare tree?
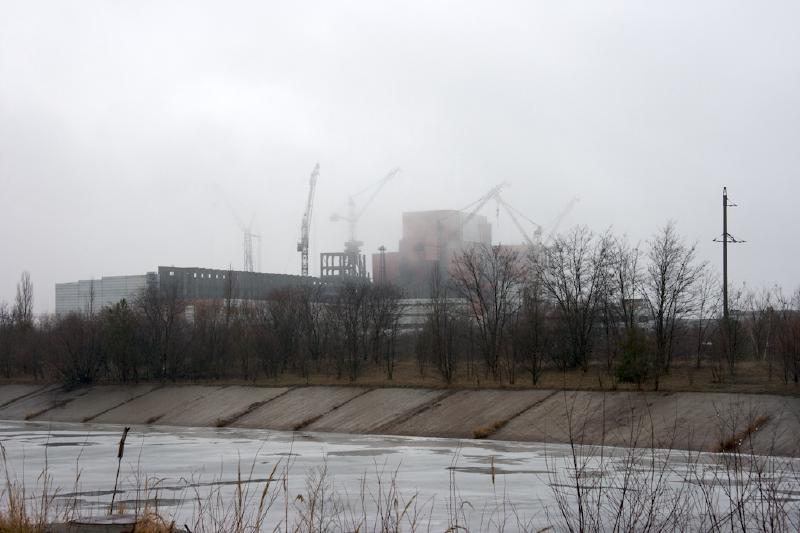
[691,268,721,369]
[100,299,141,382]
[597,237,644,376]
[50,312,103,385]
[294,284,326,381]
[12,271,34,329]
[775,288,800,384]
[11,271,39,377]
[419,267,460,384]
[0,302,12,378]
[510,273,550,385]
[643,222,705,388]
[536,227,613,371]
[365,283,402,379]
[744,286,777,378]
[334,280,372,382]
[450,244,526,380]
[136,281,188,380]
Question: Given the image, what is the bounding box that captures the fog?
[1,0,798,313]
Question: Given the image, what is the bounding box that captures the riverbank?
[0,383,797,456]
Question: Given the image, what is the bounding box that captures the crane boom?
[297,163,320,276]
[330,167,400,247]
[353,167,400,222]
[496,195,538,246]
[460,182,508,229]
[544,196,580,243]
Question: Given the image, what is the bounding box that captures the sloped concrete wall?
[231,386,367,431]
[305,388,447,434]
[35,385,159,423]
[383,389,555,438]
[157,386,289,427]
[0,384,797,456]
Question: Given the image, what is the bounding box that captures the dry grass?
[1,357,795,397]
[472,420,506,439]
[716,414,772,453]
[0,444,51,533]
[40,358,793,396]
[133,512,181,532]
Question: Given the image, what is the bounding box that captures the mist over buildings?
[1,0,798,313]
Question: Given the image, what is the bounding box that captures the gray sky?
[1,0,798,313]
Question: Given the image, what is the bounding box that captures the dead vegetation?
[717,414,771,453]
[473,420,506,439]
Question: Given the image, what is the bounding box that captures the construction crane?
[544,196,580,243]
[495,195,542,246]
[238,217,260,272]
[451,183,542,245]
[450,184,576,250]
[457,182,508,229]
[297,163,320,276]
[331,167,400,274]
[207,182,262,272]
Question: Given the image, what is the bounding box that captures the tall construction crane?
[495,194,542,246]
[215,190,260,272]
[234,215,260,272]
[544,196,580,243]
[451,183,541,243]
[297,163,320,276]
[457,182,508,229]
[331,167,400,274]
[450,184,575,249]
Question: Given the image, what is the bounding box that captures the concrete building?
[56,266,315,315]
[373,210,492,295]
[55,273,154,315]
[158,266,313,301]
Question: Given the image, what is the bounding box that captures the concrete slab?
[385,389,555,439]
[157,386,290,427]
[0,385,87,420]
[305,387,447,434]
[746,395,800,457]
[493,391,800,457]
[231,386,367,431]
[35,385,160,423]
[0,384,51,409]
[494,391,657,447]
[92,386,221,425]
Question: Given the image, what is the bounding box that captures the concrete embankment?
[0,383,797,457]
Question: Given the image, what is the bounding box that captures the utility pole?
[722,187,729,320]
[714,186,744,374]
[714,187,744,319]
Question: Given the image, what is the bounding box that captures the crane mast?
[297,163,320,276]
[330,167,400,276]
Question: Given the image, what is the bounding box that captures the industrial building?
[373,210,492,295]
[55,266,313,315]
[55,273,154,315]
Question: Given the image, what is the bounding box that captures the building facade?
[55,273,154,315]
[373,210,492,295]
[56,266,315,315]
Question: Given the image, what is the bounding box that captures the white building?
[55,274,152,315]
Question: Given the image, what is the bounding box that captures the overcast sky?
[1,0,798,313]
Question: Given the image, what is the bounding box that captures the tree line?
[1,222,799,388]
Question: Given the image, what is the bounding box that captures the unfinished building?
[373,210,492,296]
